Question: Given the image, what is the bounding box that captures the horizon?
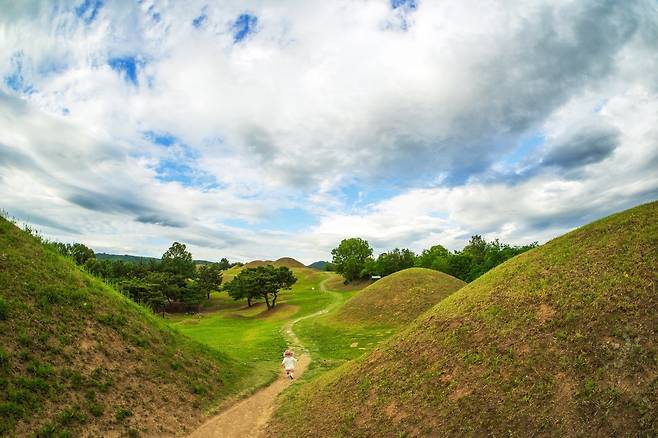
[1,1,657,264]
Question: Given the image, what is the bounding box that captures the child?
[282,350,298,380]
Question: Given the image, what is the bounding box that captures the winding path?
[186,277,337,438]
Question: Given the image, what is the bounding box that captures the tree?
[415,245,450,269]
[224,265,297,310]
[331,238,373,282]
[160,242,195,278]
[374,248,416,277]
[217,258,231,270]
[70,243,96,265]
[197,263,223,300]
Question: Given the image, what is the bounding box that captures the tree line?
[53,241,296,313]
[331,235,538,283]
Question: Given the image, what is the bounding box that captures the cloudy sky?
[1,0,657,264]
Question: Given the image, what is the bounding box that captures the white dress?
[282,356,297,370]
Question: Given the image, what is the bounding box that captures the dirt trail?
[186,277,336,438]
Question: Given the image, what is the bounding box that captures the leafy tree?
[331,238,373,282]
[51,241,96,265]
[225,271,259,307]
[217,258,231,270]
[160,242,195,278]
[374,248,416,277]
[70,243,96,265]
[182,280,206,310]
[225,265,297,310]
[415,245,450,269]
[196,263,223,300]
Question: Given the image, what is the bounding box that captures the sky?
[1,0,657,264]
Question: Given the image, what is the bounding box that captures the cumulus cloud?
[0,0,657,263]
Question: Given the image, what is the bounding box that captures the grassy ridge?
[269,201,658,437]
[0,217,246,437]
[296,269,463,380]
[334,268,465,327]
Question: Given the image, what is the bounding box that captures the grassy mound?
[243,258,306,269]
[334,268,465,326]
[0,217,244,437]
[269,201,658,437]
[273,257,306,268]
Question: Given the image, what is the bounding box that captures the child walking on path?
[282,350,298,380]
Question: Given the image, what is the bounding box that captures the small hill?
[269,201,658,437]
[273,257,306,268]
[308,261,329,270]
[244,259,274,268]
[0,218,243,437]
[243,258,305,269]
[334,268,465,326]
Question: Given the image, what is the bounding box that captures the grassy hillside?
[270,201,658,437]
[334,268,465,326]
[273,257,306,268]
[243,257,306,269]
[0,218,245,437]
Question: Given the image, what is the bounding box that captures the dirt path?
[186,277,337,438]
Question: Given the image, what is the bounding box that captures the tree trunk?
[207,292,210,300]
[271,293,277,308]
[247,297,252,307]
[264,293,271,310]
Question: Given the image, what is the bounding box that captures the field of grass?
[0,217,247,437]
[169,267,334,394]
[269,201,658,437]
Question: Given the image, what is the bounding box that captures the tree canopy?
[331,238,373,282]
[225,265,297,310]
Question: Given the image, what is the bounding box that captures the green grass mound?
[334,268,465,326]
[273,257,306,268]
[0,218,243,437]
[269,201,658,437]
[243,257,306,269]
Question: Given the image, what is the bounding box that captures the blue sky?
[0,0,657,263]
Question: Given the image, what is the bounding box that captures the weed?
[87,401,103,417]
[58,405,86,425]
[0,347,9,369]
[115,407,133,422]
[0,296,8,320]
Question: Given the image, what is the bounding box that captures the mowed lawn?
[168,268,335,391]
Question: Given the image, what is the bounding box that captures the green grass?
[334,267,465,326]
[0,217,248,436]
[268,201,658,437]
[294,287,394,379]
[169,268,335,392]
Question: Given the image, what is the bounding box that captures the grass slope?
[0,218,245,437]
[334,268,465,327]
[270,201,658,437]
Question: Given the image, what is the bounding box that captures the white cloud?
[0,0,657,264]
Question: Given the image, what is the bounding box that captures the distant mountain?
[95,253,213,265]
[307,260,329,270]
